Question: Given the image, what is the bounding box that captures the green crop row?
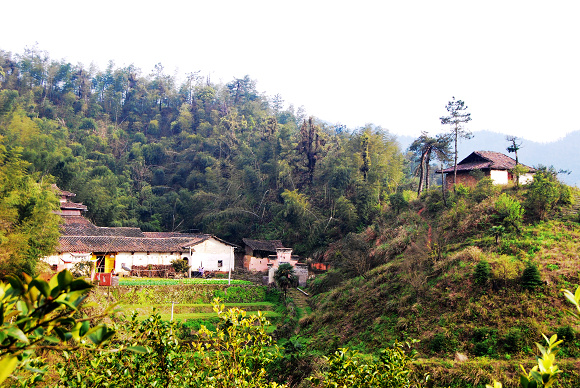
[118,278,252,286]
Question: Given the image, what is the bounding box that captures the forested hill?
[0,47,404,255]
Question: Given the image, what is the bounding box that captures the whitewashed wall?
[189,238,235,272]
[490,170,509,185]
[43,252,91,271]
[520,173,535,185]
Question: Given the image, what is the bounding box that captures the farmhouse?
[241,238,297,272]
[43,187,236,276]
[436,151,536,188]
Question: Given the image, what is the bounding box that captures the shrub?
[556,325,575,343]
[389,192,408,214]
[170,258,190,274]
[524,172,560,220]
[429,332,448,353]
[454,183,471,199]
[521,262,543,290]
[494,193,524,232]
[473,177,499,202]
[309,341,427,388]
[423,189,445,212]
[502,327,524,353]
[473,260,491,286]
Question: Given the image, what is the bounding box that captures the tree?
[274,263,297,300]
[409,132,451,195]
[473,260,491,285]
[506,136,524,187]
[440,97,472,191]
[360,132,370,181]
[0,146,61,279]
[297,117,325,185]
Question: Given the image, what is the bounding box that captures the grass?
[118,278,253,286]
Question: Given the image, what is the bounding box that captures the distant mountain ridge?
[396,130,580,187]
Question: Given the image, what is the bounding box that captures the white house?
[436,151,536,188]
[43,187,236,276]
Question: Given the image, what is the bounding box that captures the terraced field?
[121,301,280,322]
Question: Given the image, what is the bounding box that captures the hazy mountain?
[397,130,579,187]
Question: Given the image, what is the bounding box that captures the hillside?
[300,183,580,386]
[0,47,404,257]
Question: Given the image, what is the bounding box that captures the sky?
[2,0,580,143]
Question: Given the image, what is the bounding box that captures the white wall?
[43,252,91,271]
[490,170,509,185]
[115,252,183,273]
[190,238,234,272]
[520,173,535,185]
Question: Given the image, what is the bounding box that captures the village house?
[436,151,536,189]
[241,238,308,287]
[43,187,236,277]
[241,238,298,272]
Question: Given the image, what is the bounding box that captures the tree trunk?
[453,126,458,191]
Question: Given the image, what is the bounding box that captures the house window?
[218,260,223,268]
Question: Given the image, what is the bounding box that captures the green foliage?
[0,146,61,278]
[518,334,562,388]
[473,177,499,202]
[556,325,575,343]
[307,270,345,296]
[429,332,450,353]
[389,192,408,214]
[494,193,524,232]
[521,262,543,290]
[525,172,560,220]
[0,270,116,384]
[274,263,297,299]
[170,258,190,274]
[454,183,471,199]
[474,260,491,286]
[0,48,405,257]
[55,299,286,387]
[309,341,428,388]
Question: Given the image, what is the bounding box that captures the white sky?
[2,0,580,143]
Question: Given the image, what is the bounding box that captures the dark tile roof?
[143,232,204,238]
[57,236,198,253]
[55,208,236,253]
[437,151,536,173]
[51,184,76,198]
[60,201,88,211]
[60,216,145,237]
[242,238,284,253]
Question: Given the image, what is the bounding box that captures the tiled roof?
[242,238,284,253]
[143,232,204,238]
[51,184,76,198]
[61,218,146,238]
[437,151,536,173]
[53,203,237,253]
[60,202,88,211]
[57,236,197,253]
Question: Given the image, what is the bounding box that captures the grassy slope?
[300,189,580,386]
